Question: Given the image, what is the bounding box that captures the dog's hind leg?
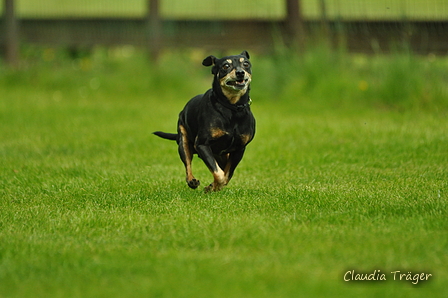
[178,125,200,189]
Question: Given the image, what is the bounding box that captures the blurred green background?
[2,0,448,20]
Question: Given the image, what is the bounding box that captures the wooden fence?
[2,0,448,66]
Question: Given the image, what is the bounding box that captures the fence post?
[319,0,330,41]
[285,0,304,47]
[146,0,161,62]
[3,0,19,67]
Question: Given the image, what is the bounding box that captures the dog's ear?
[202,55,216,67]
[240,51,250,59]
[203,55,218,74]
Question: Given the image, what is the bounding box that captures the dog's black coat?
[154,51,255,192]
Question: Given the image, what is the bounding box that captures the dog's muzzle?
[224,71,251,91]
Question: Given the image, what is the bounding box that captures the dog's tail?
[153,131,178,141]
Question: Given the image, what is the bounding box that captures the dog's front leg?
[195,144,226,192]
[223,148,246,185]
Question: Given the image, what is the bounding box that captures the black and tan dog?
[154,51,255,192]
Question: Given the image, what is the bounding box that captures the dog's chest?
[209,119,253,154]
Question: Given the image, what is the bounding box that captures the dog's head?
[203,51,252,103]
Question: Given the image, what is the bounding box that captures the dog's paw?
[204,184,213,193]
[187,179,200,189]
[204,183,224,193]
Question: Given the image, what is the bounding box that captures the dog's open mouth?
[226,78,249,89]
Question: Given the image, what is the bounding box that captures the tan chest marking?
[210,127,228,139]
[240,134,252,145]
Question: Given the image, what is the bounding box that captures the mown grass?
[0,47,447,297]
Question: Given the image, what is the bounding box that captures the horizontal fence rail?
[1,19,448,54]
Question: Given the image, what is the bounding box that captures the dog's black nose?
[236,69,245,78]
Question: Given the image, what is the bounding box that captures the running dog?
[154,51,255,192]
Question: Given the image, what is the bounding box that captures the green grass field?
[0,47,447,297]
[3,0,448,20]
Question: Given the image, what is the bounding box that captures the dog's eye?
[222,64,231,70]
[243,61,250,68]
